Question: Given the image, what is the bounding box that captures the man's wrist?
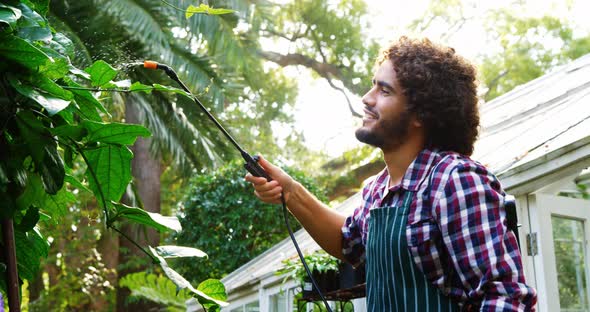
[286,180,303,206]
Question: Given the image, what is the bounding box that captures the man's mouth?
[363,108,378,120]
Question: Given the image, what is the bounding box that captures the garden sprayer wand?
[143,61,334,312]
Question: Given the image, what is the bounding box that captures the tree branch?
[483,69,509,100]
[258,50,362,117]
[258,50,342,79]
[325,78,362,118]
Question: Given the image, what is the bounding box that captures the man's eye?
[380,88,390,94]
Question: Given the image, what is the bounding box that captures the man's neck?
[382,140,424,187]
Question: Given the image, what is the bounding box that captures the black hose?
[281,194,333,312]
[148,62,334,311]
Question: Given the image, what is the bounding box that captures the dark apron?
[366,191,460,312]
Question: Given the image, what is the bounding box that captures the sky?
[280,0,590,157]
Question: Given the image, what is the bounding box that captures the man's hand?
[244,155,296,204]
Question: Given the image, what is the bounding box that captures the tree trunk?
[116,100,162,312]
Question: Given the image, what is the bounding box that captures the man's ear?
[411,116,423,128]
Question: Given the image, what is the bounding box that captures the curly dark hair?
[378,37,479,156]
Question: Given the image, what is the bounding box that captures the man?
[245,37,537,311]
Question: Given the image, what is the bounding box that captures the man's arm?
[245,155,347,260]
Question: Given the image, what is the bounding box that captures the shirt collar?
[370,148,439,204]
[382,148,438,193]
[401,148,438,191]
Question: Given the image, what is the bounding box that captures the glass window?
[270,291,287,312]
[245,301,259,312]
[552,216,590,312]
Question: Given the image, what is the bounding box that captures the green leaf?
[149,247,228,308]
[129,81,153,93]
[18,206,40,232]
[16,173,44,211]
[155,245,207,259]
[64,174,91,194]
[15,110,65,194]
[112,202,181,232]
[31,75,73,100]
[15,227,49,280]
[84,60,118,87]
[10,77,71,115]
[42,187,75,217]
[0,4,22,30]
[0,34,50,69]
[64,77,109,120]
[17,2,45,27]
[17,25,52,42]
[48,32,74,59]
[119,272,191,309]
[153,83,191,97]
[84,145,132,202]
[14,3,50,41]
[82,120,151,145]
[196,279,227,312]
[49,124,88,141]
[185,4,234,18]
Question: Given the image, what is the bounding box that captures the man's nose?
[362,89,376,106]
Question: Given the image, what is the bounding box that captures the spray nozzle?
[143,60,159,70]
[143,60,178,81]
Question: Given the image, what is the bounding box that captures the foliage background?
[174,160,328,284]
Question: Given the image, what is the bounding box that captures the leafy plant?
[276,250,340,286]
[174,160,328,284]
[0,1,231,310]
[558,183,590,200]
[120,272,191,312]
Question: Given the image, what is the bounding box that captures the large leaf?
[64,174,91,194]
[10,77,71,115]
[39,55,70,80]
[48,32,74,60]
[196,279,227,312]
[42,187,75,217]
[64,77,108,120]
[84,145,132,202]
[84,60,118,87]
[129,81,153,93]
[31,75,73,100]
[149,247,228,308]
[0,4,22,30]
[18,206,40,232]
[49,124,88,141]
[119,272,190,311]
[0,34,50,69]
[153,83,191,97]
[15,227,49,280]
[15,110,65,194]
[16,173,45,211]
[112,202,181,232]
[82,120,151,145]
[155,245,207,259]
[17,25,52,42]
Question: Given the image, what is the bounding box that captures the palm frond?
[95,0,170,51]
[126,91,232,176]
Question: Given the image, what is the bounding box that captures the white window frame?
[528,193,590,312]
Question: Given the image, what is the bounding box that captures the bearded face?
[356,60,412,152]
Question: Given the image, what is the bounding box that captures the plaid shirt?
[341,149,537,311]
